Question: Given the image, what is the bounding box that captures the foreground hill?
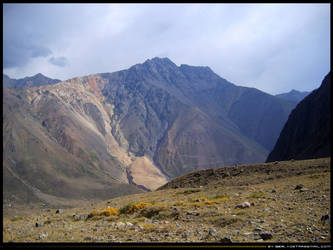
[267,72,331,162]
[3,73,61,88]
[3,157,330,243]
[3,57,297,205]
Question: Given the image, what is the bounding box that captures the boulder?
[259,231,273,240]
[235,201,251,209]
[56,209,64,214]
[220,236,232,243]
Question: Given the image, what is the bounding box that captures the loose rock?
[235,201,251,209]
[116,222,125,228]
[125,222,134,228]
[39,232,48,239]
[259,231,273,240]
[208,228,218,237]
[55,209,64,214]
[321,214,329,224]
[186,211,200,216]
[35,222,44,227]
[220,236,232,243]
[109,235,116,242]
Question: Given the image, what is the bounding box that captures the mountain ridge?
[3,73,61,88]
[3,57,299,206]
[275,89,310,103]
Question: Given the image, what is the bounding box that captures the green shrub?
[120,202,150,214]
[89,151,99,162]
[309,174,320,179]
[119,203,133,214]
[139,206,161,218]
[10,216,23,222]
[176,188,201,195]
[250,192,265,198]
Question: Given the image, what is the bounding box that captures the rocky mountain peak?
[146,57,176,65]
[33,73,47,78]
[275,89,310,103]
[142,57,178,72]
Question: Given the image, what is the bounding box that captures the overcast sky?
[3,3,330,94]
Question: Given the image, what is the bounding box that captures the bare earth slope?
[3,157,330,243]
[3,78,143,206]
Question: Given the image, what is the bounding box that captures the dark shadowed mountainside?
[267,72,331,162]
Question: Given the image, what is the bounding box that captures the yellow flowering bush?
[99,207,120,216]
[89,207,120,218]
[120,202,150,214]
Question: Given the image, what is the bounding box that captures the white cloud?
[3,3,330,94]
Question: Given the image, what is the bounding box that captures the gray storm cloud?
[49,57,69,67]
[3,40,52,69]
[3,3,330,94]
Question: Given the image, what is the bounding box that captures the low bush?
[250,192,265,198]
[10,216,23,222]
[120,202,150,214]
[176,188,201,195]
[88,207,119,219]
[99,207,120,216]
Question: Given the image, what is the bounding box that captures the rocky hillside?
[3,73,61,88]
[275,89,310,103]
[267,72,331,162]
[3,158,330,243]
[3,79,144,207]
[3,57,297,206]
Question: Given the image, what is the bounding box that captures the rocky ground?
[3,158,331,244]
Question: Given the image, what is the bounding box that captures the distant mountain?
[275,89,310,103]
[3,57,298,206]
[3,73,61,88]
[267,72,331,162]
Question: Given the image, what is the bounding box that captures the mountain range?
[275,89,310,103]
[3,57,305,206]
[3,73,61,88]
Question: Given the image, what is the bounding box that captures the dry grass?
[3,157,330,243]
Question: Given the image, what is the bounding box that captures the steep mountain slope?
[100,58,273,179]
[3,57,298,205]
[3,73,61,88]
[101,58,296,155]
[275,89,310,103]
[267,72,331,162]
[3,79,143,206]
[3,74,16,88]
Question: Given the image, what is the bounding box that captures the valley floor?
[3,158,331,244]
